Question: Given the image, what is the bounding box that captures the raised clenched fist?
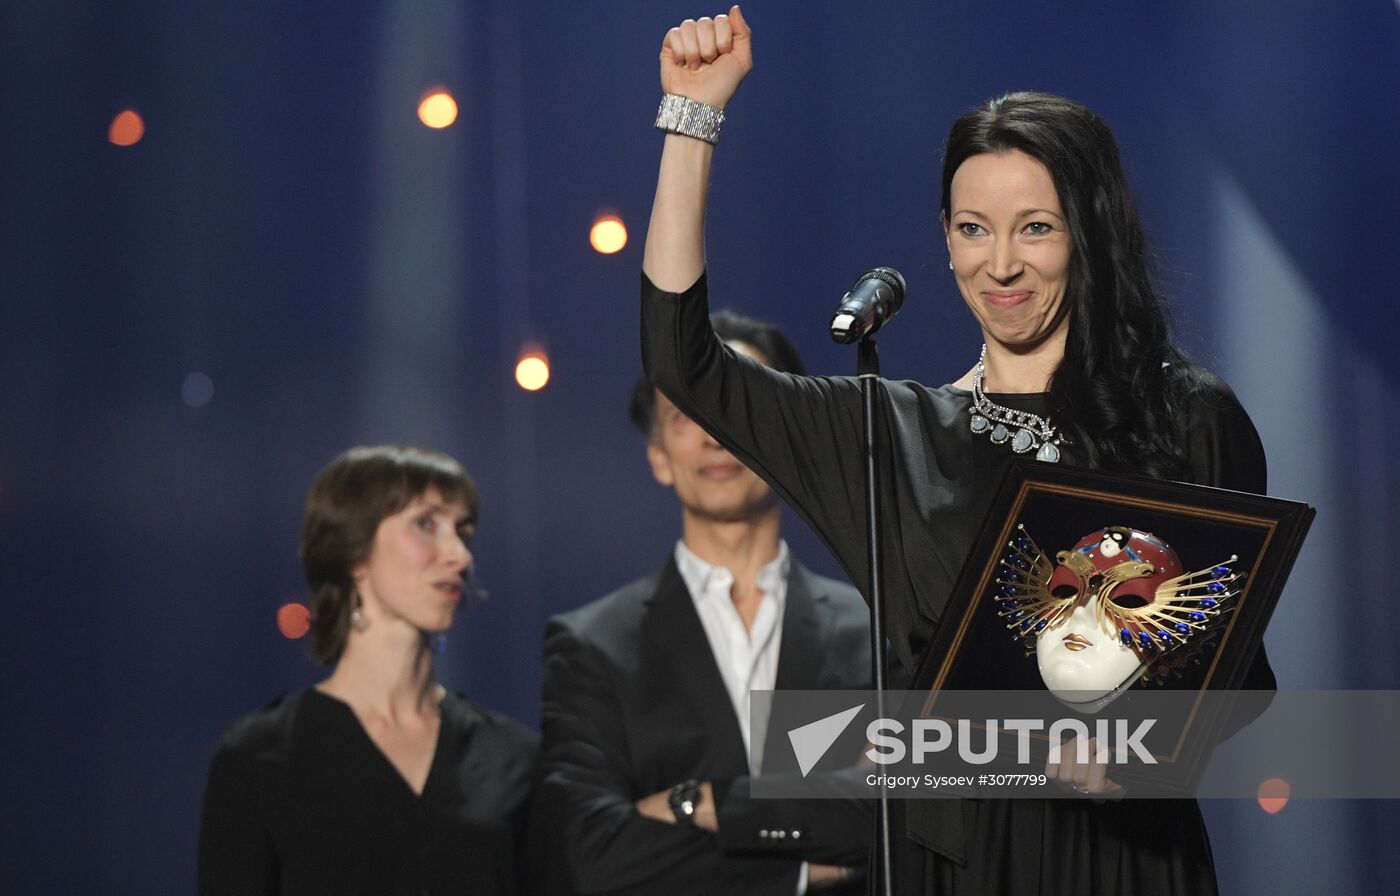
[659,5,753,110]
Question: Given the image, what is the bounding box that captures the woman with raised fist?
[640,6,1275,894]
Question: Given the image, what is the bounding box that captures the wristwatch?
[668,779,701,825]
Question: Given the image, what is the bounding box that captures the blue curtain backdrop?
[3,0,1398,890]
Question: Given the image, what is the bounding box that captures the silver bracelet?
[654,93,724,145]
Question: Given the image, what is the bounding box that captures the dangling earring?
[948,259,954,271]
[350,589,369,632]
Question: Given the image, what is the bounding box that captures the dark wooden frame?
[910,461,1314,793]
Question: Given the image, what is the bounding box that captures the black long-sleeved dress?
[198,689,537,896]
[641,271,1277,895]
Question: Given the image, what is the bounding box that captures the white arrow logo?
[788,704,865,776]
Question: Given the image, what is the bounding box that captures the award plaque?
[910,461,1314,794]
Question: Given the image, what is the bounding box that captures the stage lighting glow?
[109,109,145,146]
[182,372,214,407]
[418,90,458,129]
[515,351,550,392]
[277,602,311,640]
[1257,777,1290,814]
[590,215,628,254]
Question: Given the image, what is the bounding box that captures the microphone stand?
[857,336,894,896]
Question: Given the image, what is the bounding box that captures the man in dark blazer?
[537,312,873,895]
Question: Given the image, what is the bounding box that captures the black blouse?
[198,689,537,896]
[641,271,1271,672]
[641,271,1278,875]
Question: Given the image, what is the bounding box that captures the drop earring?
[350,589,369,632]
[948,259,954,271]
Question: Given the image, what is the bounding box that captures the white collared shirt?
[673,539,789,776]
[673,539,809,894]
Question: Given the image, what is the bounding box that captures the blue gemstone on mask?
[1120,629,1133,645]
[1159,630,1174,643]
[1199,597,1219,609]
[1035,620,1047,632]
[1175,622,1191,634]
[1212,566,1231,577]
[1208,582,1226,594]
[1189,611,1206,622]
[1010,610,1024,620]
[1001,601,1018,611]
[1020,618,1035,631]
[1138,632,1155,649]
[1001,584,1015,596]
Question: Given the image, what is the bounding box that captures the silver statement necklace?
[969,344,1063,463]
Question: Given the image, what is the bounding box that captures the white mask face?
[1034,593,1147,711]
[997,525,1241,713]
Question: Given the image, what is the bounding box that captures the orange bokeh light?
[418,90,458,129]
[515,352,550,392]
[1257,777,1290,814]
[277,602,311,640]
[109,109,145,146]
[589,215,628,254]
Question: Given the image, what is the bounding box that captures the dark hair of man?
[300,445,479,666]
[940,91,1204,479]
[628,309,807,436]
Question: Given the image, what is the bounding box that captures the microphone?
[828,267,906,343]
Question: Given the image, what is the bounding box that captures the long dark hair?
[940,92,1203,478]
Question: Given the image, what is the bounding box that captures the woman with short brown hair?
[199,445,536,896]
